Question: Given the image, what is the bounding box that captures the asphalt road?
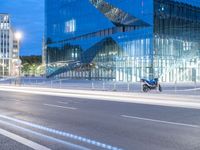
[0,91,200,150]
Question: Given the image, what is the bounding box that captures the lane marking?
[167,88,200,92]
[0,115,123,150]
[57,101,69,105]
[0,128,51,150]
[121,115,200,128]
[43,103,77,110]
[0,119,89,150]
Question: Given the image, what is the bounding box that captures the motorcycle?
[140,78,162,92]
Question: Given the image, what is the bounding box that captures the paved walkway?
[1,78,200,96]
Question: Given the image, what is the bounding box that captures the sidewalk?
[0,85,200,110]
[1,78,200,96]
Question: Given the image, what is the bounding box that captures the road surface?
[0,91,200,150]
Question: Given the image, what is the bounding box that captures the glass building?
[45,0,200,82]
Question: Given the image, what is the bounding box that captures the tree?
[20,55,43,76]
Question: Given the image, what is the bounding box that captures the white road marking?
[13,99,24,102]
[0,115,123,150]
[121,115,200,128]
[167,88,200,92]
[57,101,69,105]
[0,128,51,150]
[43,103,77,110]
[0,86,200,110]
[0,119,89,150]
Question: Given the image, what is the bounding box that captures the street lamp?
[14,31,23,85]
[14,31,23,41]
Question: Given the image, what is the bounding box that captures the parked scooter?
[140,78,162,92]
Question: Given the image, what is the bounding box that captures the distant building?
[0,13,20,77]
[42,36,46,71]
[45,0,200,82]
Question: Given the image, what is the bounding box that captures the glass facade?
[45,0,200,82]
[154,0,200,82]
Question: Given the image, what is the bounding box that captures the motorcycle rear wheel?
[158,84,162,92]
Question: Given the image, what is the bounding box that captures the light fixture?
[15,31,23,40]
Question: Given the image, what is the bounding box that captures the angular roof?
[89,0,150,27]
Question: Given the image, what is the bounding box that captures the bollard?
[194,80,197,94]
[92,82,94,90]
[113,82,116,91]
[140,81,143,92]
[59,80,62,88]
[103,82,105,91]
[157,83,159,92]
[51,80,53,88]
[127,82,130,92]
[174,80,177,93]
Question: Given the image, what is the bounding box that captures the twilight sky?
[0,0,44,56]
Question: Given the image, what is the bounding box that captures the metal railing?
[0,77,200,95]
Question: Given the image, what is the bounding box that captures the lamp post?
[14,31,23,85]
[15,32,22,42]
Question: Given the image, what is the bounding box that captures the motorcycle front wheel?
[143,84,149,92]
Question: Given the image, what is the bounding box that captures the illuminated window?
[65,19,76,33]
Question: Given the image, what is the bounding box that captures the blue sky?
[0,0,44,56]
